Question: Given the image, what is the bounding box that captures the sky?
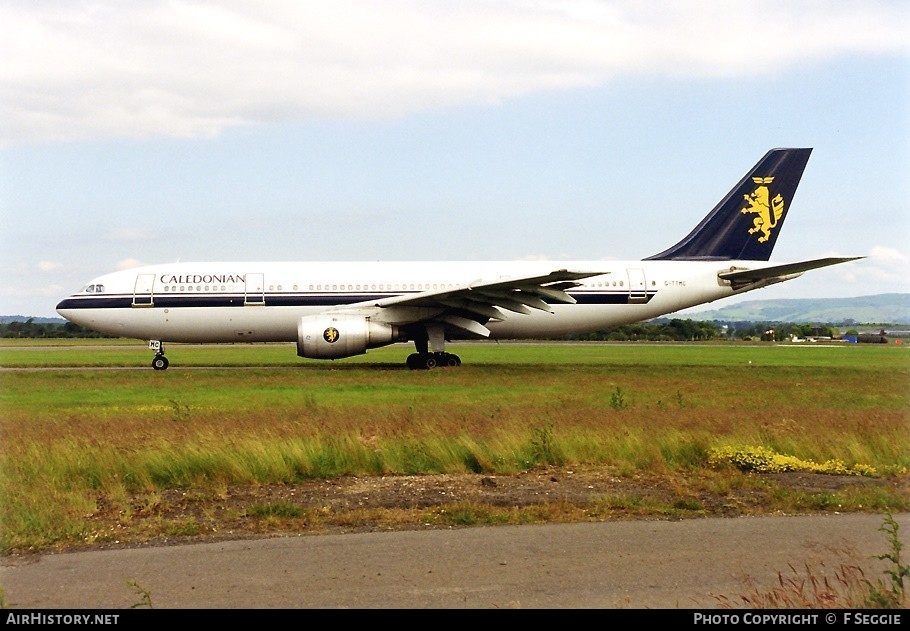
[1,0,908,319]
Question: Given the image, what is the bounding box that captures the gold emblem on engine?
[741,176,785,243]
[323,327,339,343]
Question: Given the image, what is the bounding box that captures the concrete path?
[2,512,906,609]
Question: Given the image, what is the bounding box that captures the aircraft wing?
[718,257,864,289]
[339,269,606,338]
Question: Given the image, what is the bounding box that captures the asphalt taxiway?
[3,512,906,609]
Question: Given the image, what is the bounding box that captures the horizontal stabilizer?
[718,257,864,289]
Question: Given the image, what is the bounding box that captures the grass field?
[1,340,909,556]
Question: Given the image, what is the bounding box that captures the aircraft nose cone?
[56,297,78,317]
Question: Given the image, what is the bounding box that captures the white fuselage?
[56,259,774,344]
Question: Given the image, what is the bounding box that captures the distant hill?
[677,293,910,325]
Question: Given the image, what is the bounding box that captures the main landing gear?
[149,340,169,370]
[407,324,461,370]
[406,351,461,370]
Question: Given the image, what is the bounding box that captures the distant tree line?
[560,318,848,342]
[0,319,115,339]
[562,318,721,342]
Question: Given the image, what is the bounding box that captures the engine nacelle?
[297,314,398,359]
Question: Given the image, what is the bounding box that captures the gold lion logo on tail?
[741,176,785,243]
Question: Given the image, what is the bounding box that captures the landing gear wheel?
[152,354,169,371]
[406,352,461,369]
[406,353,440,369]
[434,352,460,367]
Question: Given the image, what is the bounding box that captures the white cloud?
[37,261,64,272]
[2,0,907,146]
[1,283,66,299]
[116,258,146,270]
[106,228,153,242]
[869,245,910,265]
[860,246,910,289]
[38,283,66,298]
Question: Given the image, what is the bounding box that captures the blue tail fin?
[645,148,812,261]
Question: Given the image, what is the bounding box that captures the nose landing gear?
[149,340,169,370]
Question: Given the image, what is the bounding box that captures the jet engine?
[297,314,398,359]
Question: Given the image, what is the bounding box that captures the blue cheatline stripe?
[56,293,399,310]
[571,292,656,305]
[56,291,657,310]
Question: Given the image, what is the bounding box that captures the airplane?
[56,147,862,370]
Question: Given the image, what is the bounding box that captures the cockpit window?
[84,284,104,293]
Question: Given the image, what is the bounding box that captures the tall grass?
[717,513,908,609]
[1,342,908,551]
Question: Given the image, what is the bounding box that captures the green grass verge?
[1,341,908,552]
